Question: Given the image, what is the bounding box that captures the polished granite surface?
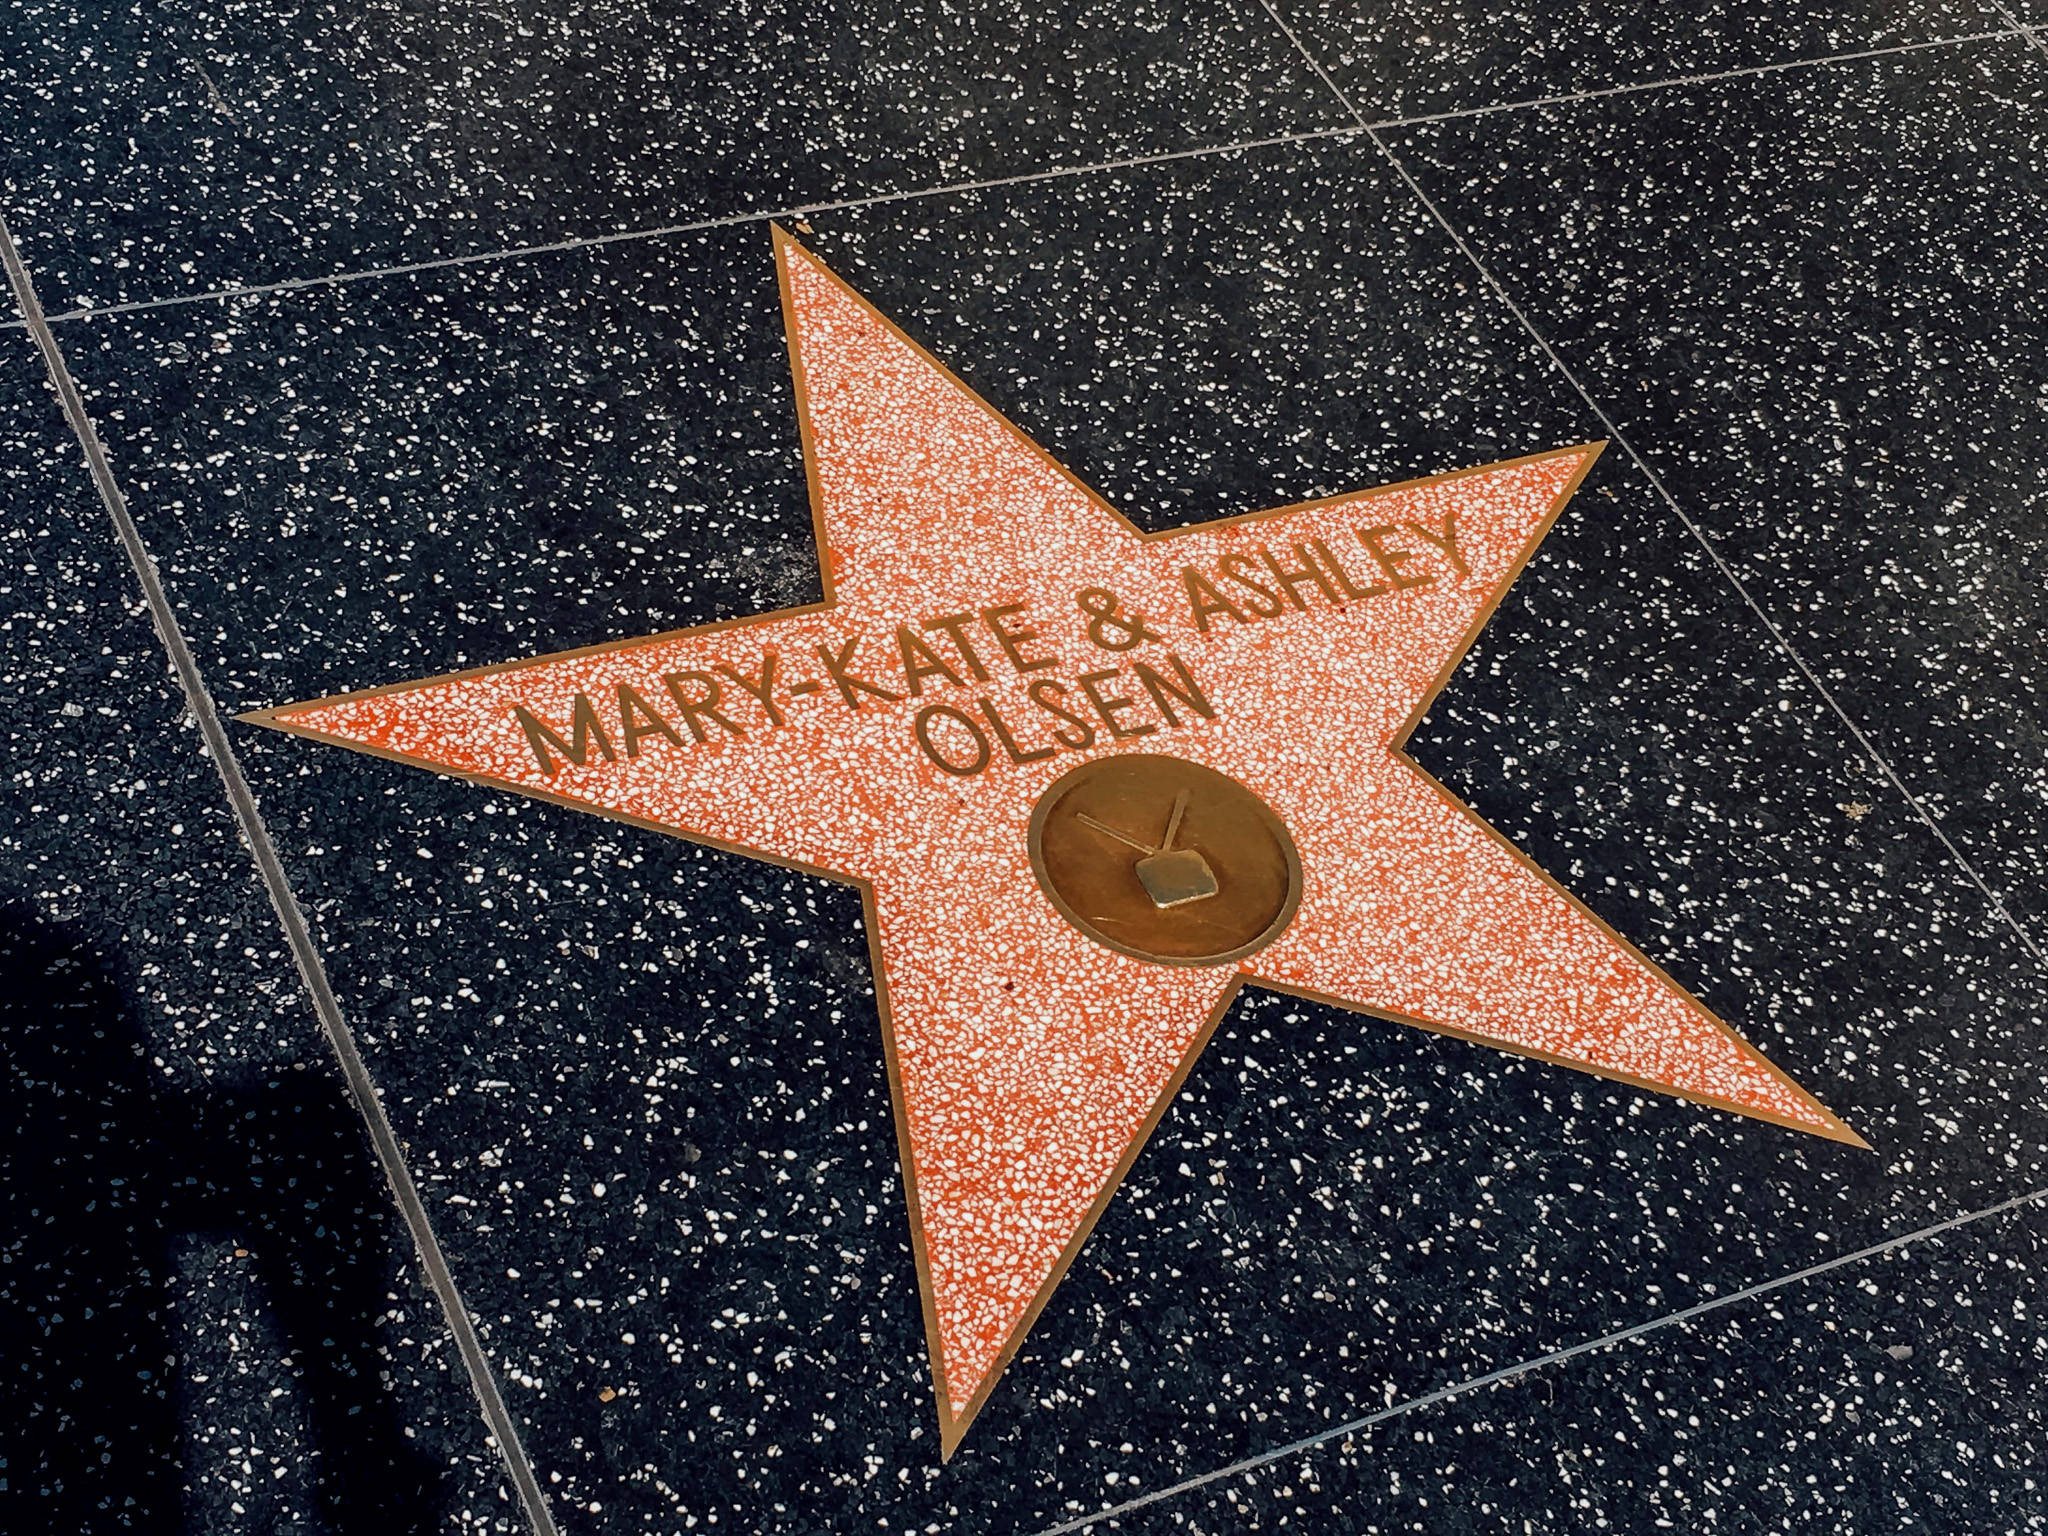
[3,6,2044,1532]
[0,0,1347,313]
[0,372,516,1529]
[1271,0,2023,118]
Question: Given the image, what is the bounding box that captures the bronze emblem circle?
[1027,754,1302,967]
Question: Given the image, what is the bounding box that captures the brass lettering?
[1133,653,1216,729]
[978,696,1057,764]
[616,683,684,757]
[921,612,993,681]
[1404,511,1469,578]
[1078,668,1156,740]
[1356,524,1432,591]
[1218,552,1285,617]
[895,624,964,696]
[1181,566,1248,633]
[1027,679,1097,750]
[661,671,746,742]
[1309,537,1386,601]
[515,695,616,778]
[981,603,1060,674]
[1259,543,1340,609]
[716,651,786,728]
[913,704,991,776]
[817,634,903,710]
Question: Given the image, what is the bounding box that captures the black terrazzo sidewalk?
[3,3,2044,1532]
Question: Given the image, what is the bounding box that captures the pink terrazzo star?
[248,229,1861,1454]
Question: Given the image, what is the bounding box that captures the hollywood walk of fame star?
[244,229,1863,1455]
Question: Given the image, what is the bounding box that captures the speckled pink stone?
[263,233,1856,1444]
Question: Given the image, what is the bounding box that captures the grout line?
[1359,132,2048,967]
[0,214,564,1536]
[10,126,1360,327]
[1254,0,1375,125]
[1988,2,2048,56]
[1256,0,2048,969]
[1033,1183,2048,1533]
[1,29,2022,330]
[1363,27,2028,126]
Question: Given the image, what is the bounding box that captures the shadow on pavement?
[0,902,447,1531]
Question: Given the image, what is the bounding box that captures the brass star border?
[244,230,1863,1455]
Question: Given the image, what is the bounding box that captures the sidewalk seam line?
[1987,3,2048,56]
[1034,1183,2048,1533]
[0,213,563,1536]
[1,29,2019,329]
[1254,0,2048,969]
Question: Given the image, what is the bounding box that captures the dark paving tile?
[1391,39,2048,935]
[0,0,1347,314]
[1107,1196,2048,1533]
[1270,0,2010,122]
[0,355,511,1528]
[51,136,2048,1530]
